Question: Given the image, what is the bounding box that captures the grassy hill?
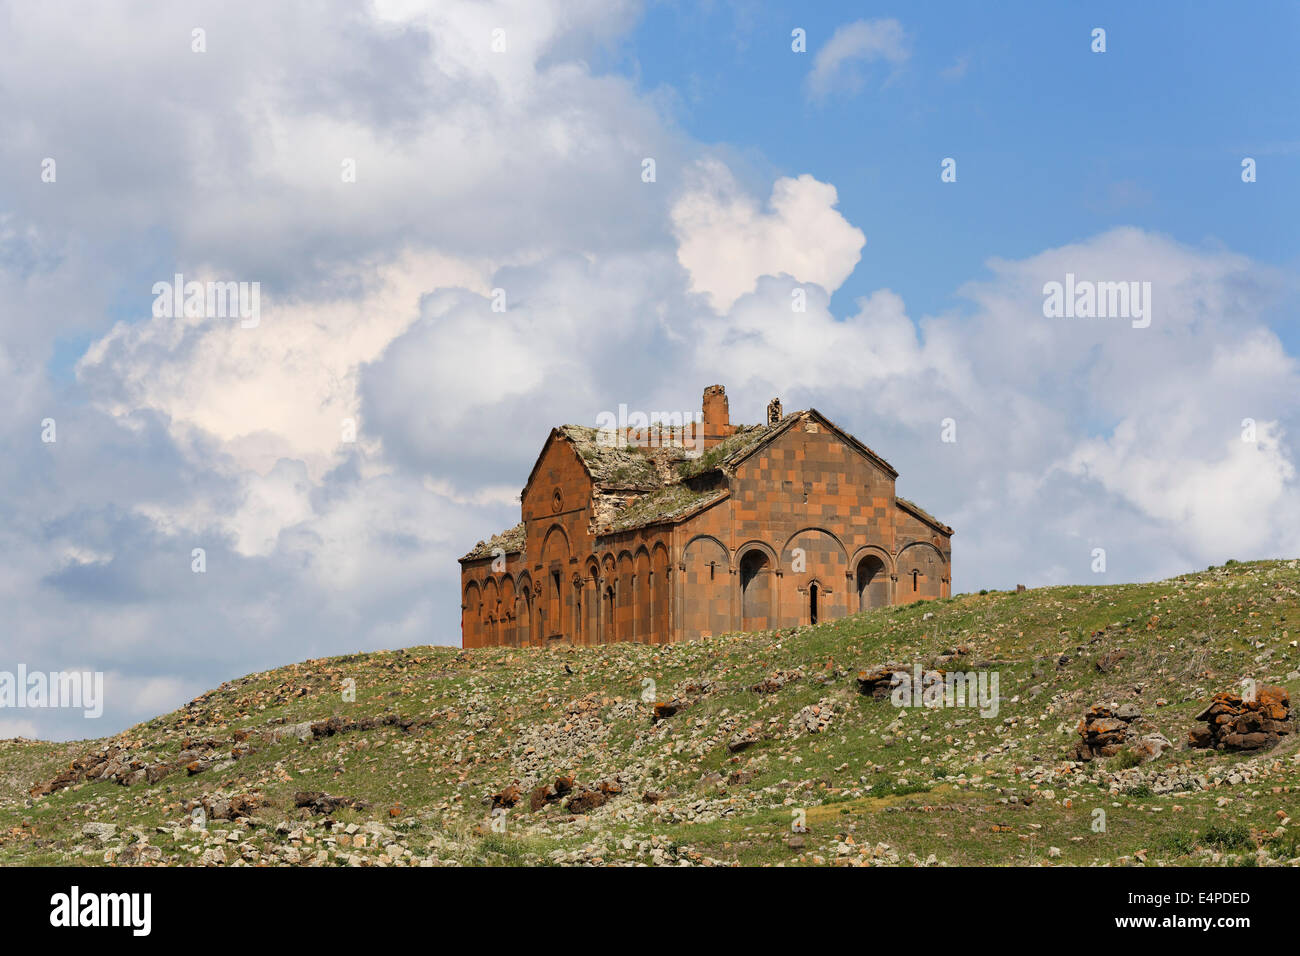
[3,559,1299,867]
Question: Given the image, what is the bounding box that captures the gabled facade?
[459,385,953,648]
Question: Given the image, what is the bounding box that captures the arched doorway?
[856,554,888,610]
[739,549,772,631]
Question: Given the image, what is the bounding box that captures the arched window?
[518,589,532,646]
[550,570,563,637]
[574,579,582,643]
[603,585,616,642]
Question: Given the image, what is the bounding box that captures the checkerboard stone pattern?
[460,387,951,647]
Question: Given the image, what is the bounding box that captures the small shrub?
[1162,831,1196,855]
[1201,821,1252,850]
[889,781,933,797]
[1110,749,1143,771]
[1265,833,1299,859]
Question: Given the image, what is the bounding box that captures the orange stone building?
[459,385,952,648]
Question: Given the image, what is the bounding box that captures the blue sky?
[2,1,1299,739]
[629,1,1300,337]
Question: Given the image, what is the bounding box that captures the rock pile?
[856,663,947,702]
[652,700,686,721]
[855,664,908,699]
[294,791,371,814]
[1189,685,1294,751]
[28,741,193,796]
[30,713,425,799]
[566,780,621,814]
[726,726,763,753]
[751,670,802,694]
[1074,702,1169,762]
[528,773,575,810]
[790,698,839,735]
[184,792,264,822]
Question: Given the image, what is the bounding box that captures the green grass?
[2,558,1299,866]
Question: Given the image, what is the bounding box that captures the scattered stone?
[726,727,762,753]
[790,699,839,735]
[81,822,117,842]
[751,670,802,694]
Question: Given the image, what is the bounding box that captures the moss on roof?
[461,521,525,562]
[675,423,776,479]
[602,485,727,534]
[465,415,947,550]
[561,425,666,489]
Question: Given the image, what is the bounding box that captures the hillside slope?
[3,560,1299,866]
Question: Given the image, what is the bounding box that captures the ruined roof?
[674,422,777,479]
[460,521,525,562]
[602,485,728,533]
[560,425,671,490]
[465,407,948,555]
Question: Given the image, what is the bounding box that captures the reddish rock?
[855,664,907,699]
[490,784,522,809]
[1074,703,1147,761]
[1095,649,1128,673]
[566,789,608,814]
[1190,685,1293,751]
[652,701,682,721]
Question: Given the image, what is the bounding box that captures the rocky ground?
[2,559,1299,866]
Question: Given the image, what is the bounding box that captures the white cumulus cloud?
[671,161,866,312]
